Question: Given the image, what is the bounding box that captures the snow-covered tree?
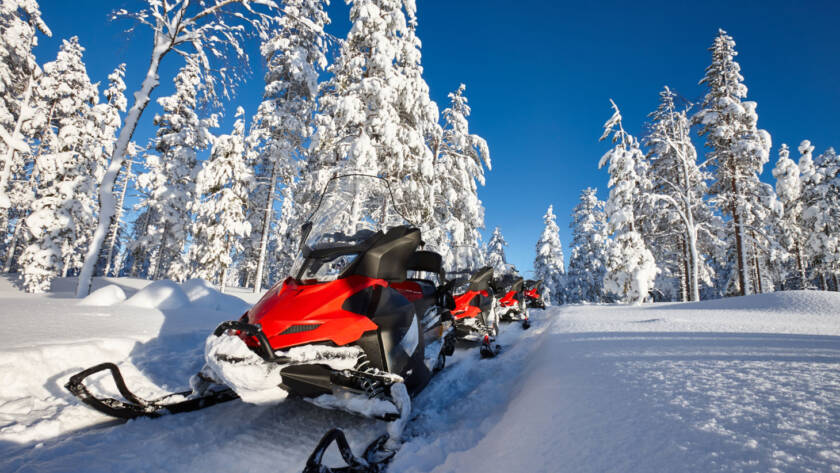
[431,84,491,270]
[485,227,513,275]
[599,100,657,304]
[0,0,50,213]
[134,58,215,280]
[693,29,772,296]
[188,108,253,292]
[566,188,609,303]
[76,0,281,297]
[307,0,438,228]
[533,205,564,305]
[245,0,329,292]
[801,147,840,290]
[18,37,100,292]
[643,87,716,301]
[772,143,807,288]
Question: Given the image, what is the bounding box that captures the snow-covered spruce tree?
[566,188,609,303]
[245,0,329,292]
[598,100,658,304]
[188,108,253,292]
[801,147,840,290]
[431,84,491,271]
[75,0,280,298]
[134,58,215,281]
[1,0,51,271]
[693,29,772,296]
[533,205,564,305]
[772,143,807,288]
[0,0,50,214]
[643,87,716,301]
[18,37,101,292]
[307,0,437,230]
[485,227,513,275]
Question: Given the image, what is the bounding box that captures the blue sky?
[36,0,840,276]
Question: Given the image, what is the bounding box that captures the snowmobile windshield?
[294,174,412,282]
[450,269,475,294]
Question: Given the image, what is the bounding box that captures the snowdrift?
[78,284,127,307]
[123,280,192,310]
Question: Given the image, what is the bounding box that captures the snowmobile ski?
[302,428,395,473]
[64,362,238,420]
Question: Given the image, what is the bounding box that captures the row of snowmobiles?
[64,174,547,473]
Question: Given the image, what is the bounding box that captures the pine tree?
[643,87,716,301]
[485,227,513,275]
[431,84,491,270]
[308,0,438,228]
[188,108,253,292]
[246,0,329,292]
[533,205,564,305]
[566,188,609,303]
[693,29,772,296]
[0,0,50,212]
[18,36,100,292]
[801,147,840,290]
[599,100,657,304]
[772,144,807,288]
[134,58,215,280]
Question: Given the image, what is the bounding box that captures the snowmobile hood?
[246,276,381,349]
[452,289,490,320]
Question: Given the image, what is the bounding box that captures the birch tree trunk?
[254,163,279,293]
[76,43,166,297]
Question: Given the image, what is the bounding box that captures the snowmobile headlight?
[301,253,359,283]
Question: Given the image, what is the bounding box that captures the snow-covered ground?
[1,277,839,472]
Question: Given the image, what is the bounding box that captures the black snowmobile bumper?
[212,320,402,420]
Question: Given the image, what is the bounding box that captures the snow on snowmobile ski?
[493,273,531,329]
[449,266,502,358]
[65,175,456,431]
[524,279,547,309]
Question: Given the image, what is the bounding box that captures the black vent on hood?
[280,324,321,335]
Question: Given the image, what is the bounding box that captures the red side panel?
[390,281,424,302]
[499,290,518,307]
[247,276,382,349]
[452,290,481,320]
[525,288,540,300]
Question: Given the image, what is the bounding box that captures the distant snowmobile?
[524,279,547,309]
[449,266,501,358]
[65,175,456,427]
[493,273,531,329]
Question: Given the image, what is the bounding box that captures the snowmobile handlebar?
[212,320,278,362]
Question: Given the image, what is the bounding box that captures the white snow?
[78,284,126,307]
[1,276,839,472]
[122,280,191,310]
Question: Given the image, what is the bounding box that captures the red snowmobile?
[65,175,456,423]
[449,266,501,358]
[493,273,531,329]
[524,279,546,309]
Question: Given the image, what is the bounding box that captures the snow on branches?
[599,100,657,304]
[533,205,564,305]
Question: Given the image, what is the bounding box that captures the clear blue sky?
[36,0,840,276]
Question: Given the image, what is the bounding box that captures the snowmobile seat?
[468,266,494,292]
[350,226,421,282]
[407,251,445,283]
